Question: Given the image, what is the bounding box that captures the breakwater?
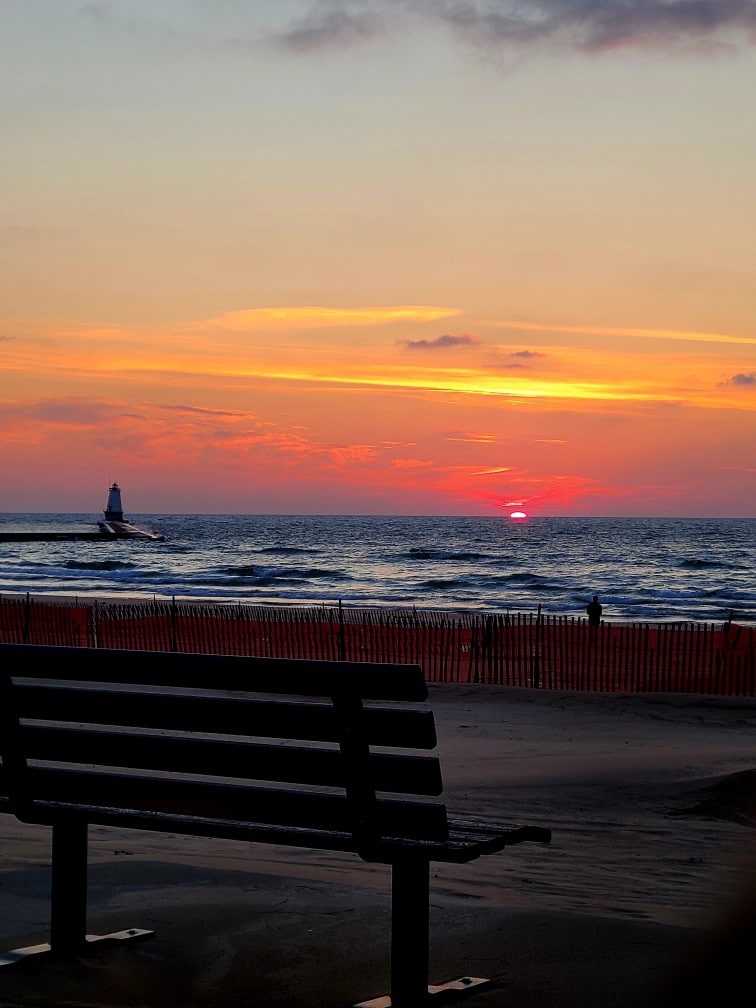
[0,532,117,542]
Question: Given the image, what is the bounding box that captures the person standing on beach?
[586,594,603,627]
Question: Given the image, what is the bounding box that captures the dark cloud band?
[272,1,756,55]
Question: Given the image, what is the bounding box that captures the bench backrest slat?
[6,645,428,700]
[11,684,439,748]
[18,724,443,794]
[20,767,449,840]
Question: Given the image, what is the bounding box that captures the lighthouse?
[96,483,164,540]
[103,482,125,523]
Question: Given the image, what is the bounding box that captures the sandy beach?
[1,684,754,1007]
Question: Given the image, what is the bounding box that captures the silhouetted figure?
[586,594,603,627]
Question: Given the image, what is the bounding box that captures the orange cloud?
[208,306,460,330]
[493,319,756,347]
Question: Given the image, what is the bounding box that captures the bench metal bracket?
[0,928,154,968]
[354,975,492,1007]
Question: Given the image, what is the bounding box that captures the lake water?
[0,513,753,626]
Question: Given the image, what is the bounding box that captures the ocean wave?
[404,549,488,562]
[679,557,729,570]
[63,559,135,571]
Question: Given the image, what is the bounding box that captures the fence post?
[22,592,31,644]
[171,597,178,652]
[338,600,346,662]
[531,605,542,688]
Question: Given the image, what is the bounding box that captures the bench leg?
[353,859,492,1008]
[51,818,89,953]
[390,858,430,1006]
[0,820,153,968]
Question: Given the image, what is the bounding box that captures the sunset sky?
[2,1,755,517]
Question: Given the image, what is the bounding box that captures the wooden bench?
[0,642,551,1007]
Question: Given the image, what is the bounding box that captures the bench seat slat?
[8,800,545,863]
